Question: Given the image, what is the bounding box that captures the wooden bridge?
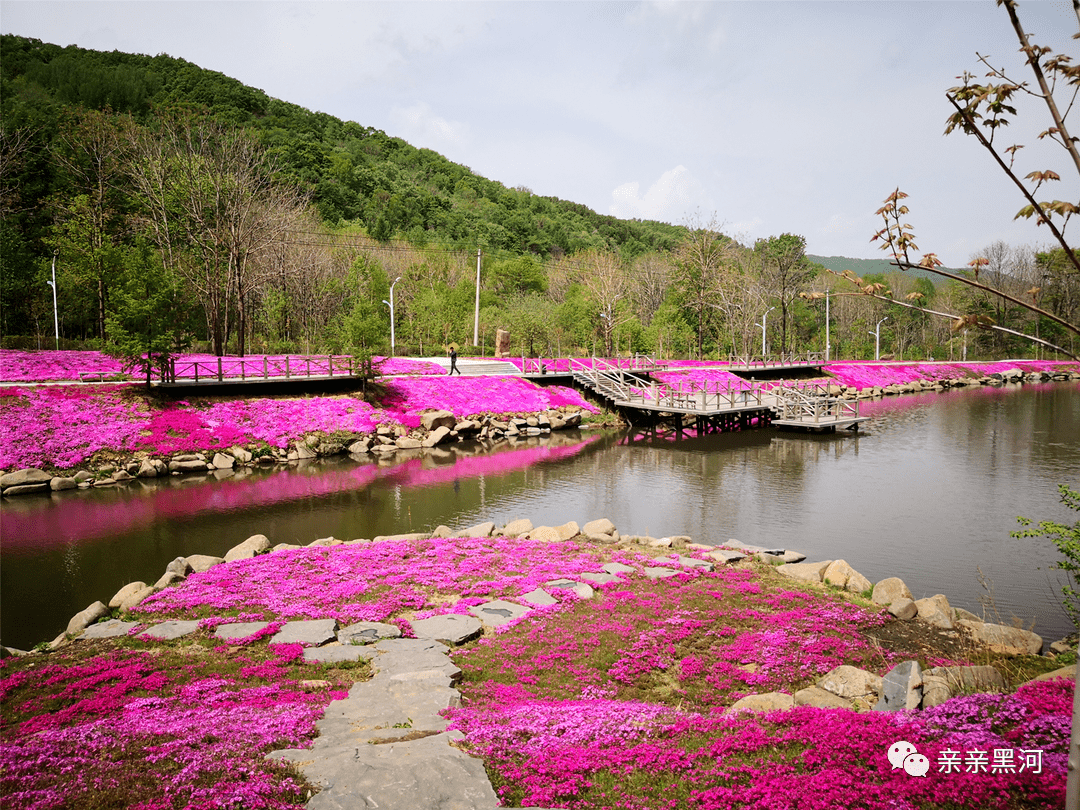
[154,355,365,387]
[726,352,827,373]
[566,358,866,435]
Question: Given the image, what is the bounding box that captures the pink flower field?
[0,377,595,470]
[2,535,1069,809]
[822,360,1080,390]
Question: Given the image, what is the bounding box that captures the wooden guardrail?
[771,383,861,423]
[163,355,361,384]
[728,352,826,369]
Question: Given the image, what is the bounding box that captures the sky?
[2,0,1077,266]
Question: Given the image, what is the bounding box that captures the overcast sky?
[3,1,1077,266]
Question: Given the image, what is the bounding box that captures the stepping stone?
[602,562,635,575]
[468,599,531,627]
[677,556,714,571]
[579,571,619,586]
[270,619,338,646]
[521,588,559,606]
[303,645,378,664]
[337,621,402,645]
[643,566,679,579]
[138,620,200,641]
[213,621,270,641]
[410,614,482,646]
[79,619,139,639]
[707,548,746,564]
[544,578,594,599]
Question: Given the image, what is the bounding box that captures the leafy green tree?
[1012,484,1080,629]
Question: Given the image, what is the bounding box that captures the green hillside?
[807,255,949,284]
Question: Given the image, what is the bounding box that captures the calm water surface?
[2,382,1078,650]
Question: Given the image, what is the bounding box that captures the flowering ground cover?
[1,536,1071,809]
[0,640,361,810]
[823,360,1079,390]
[0,350,126,382]
[0,376,595,470]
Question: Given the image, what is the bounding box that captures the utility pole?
[474,248,481,348]
[825,292,831,362]
[46,250,59,350]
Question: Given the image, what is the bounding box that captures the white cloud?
[388,102,469,152]
[609,165,710,224]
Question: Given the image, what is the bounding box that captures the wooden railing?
[163,355,362,384]
[521,354,665,375]
[728,352,826,369]
[771,383,861,423]
[621,378,772,412]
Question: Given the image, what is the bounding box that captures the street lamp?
[46,250,59,350]
[383,276,402,356]
[757,306,775,357]
[869,316,888,360]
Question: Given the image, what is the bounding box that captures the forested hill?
[0,34,685,257]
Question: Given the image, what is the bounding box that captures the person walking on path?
[448,346,461,375]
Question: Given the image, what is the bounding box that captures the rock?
[822,560,872,593]
[139,620,201,641]
[223,534,271,562]
[521,588,559,606]
[109,581,149,609]
[602,562,636,575]
[185,554,224,573]
[295,442,317,459]
[0,468,51,490]
[211,452,235,469]
[1050,637,1075,655]
[707,548,747,564]
[527,525,562,543]
[817,665,883,700]
[396,436,422,449]
[164,557,191,577]
[421,410,457,431]
[914,594,954,629]
[544,578,594,599]
[502,518,534,537]
[874,661,922,712]
[168,459,210,473]
[429,525,454,539]
[921,665,1006,708]
[338,622,403,644]
[270,619,339,646]
[461,521,495,538]
[579,571,620,585]
[794,686,853,709]
[468,599,531,627]
[3,482,50,496]
[112,470,132,481]
[66,601,110,636]
[213,622,271,642]
[871,577,913,605]
[154,571,185,589]
[136,459,159,478]
[347,438,372,454]
[648,537,673,548]
[118,585,158,611]
[953,607,982,623]
[410,614,482,646]
[582,518,616,537]
[958,620,1043,656]
[495,328,511,357]
[730,692,795,712]
[1031,664,1076,683]
[642,566,679,579]
[677,556,714,571]
[777,560,832,583]
[73,470,95,483]
[421,426,452,447]
[79,619,139,639]
[888,598,918,620]
[229,446,253,463]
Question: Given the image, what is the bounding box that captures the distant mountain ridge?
[807,255,950,284]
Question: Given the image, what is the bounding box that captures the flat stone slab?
[79,619,139,639]
[677,556,714,570]
[579,571,619,586]
[138,620,201,641]
[521,588,559,606]
[337,621,402,645]
[410,614,482,645]
[707,548,747,564]
[303,645,379,664]
[213,621,270,642]
[544,578,594,599]
[270,619,338,646]
[642,566,679,579]
[602,562,636,575]
[468,599,531,627]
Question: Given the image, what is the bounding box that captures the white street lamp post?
[825,292,831,363]
[869,316,888,361]
[46,250,59,351]
[473,248,481,349]
[383,276,402,356]
[758,306,775,357]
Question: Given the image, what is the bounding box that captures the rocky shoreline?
[11,518,1074,707]
[0,406,589,498]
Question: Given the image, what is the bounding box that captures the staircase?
[422,358,522,376]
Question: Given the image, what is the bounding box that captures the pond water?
[2,381,1078,651]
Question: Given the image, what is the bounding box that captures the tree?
[756,233,815,355]
[579,248,628,356]
[672,216,732,359]
[872,1,1079,355]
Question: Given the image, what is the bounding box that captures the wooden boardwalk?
[568,358,866,434]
